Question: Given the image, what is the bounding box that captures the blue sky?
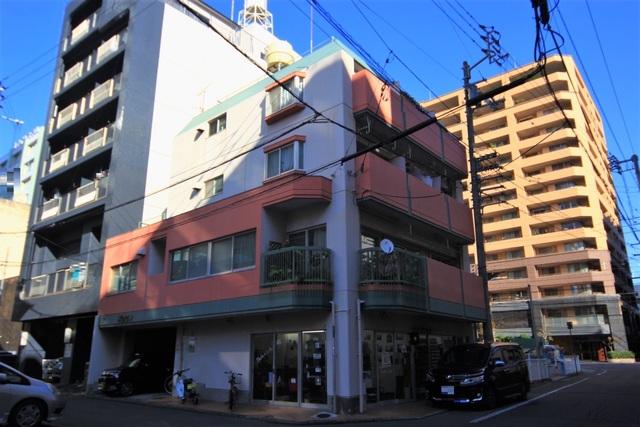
[1,0,639,279]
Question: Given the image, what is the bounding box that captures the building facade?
[0,126,44,204]
[16,0,289,383]
[422,55,639,357]
[91,40,484,413]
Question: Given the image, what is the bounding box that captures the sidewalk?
[78,389,445,424]
[63,373,568,424]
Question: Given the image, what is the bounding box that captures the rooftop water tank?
[266,41,295,72]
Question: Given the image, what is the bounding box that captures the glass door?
[275,332,298,402]
[302,331,326,404]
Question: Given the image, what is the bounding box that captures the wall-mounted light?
[192,183,203,192]
[194,128,205,140]
[136,247,146,257]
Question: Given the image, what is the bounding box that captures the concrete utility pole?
[463,26,508,343]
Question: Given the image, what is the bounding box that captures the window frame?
[208,113,227,136]
[110,259,139,293]
[169,230,257,283]
[204,175,223,198]
[264,136,305,179]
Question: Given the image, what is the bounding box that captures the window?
[288,226,326,247]
[555,181,575,190]
[537,246,556,255]
[169,231,256,282]
[543,288,560,297]
[502,230,521,240]
[266,140,304,178]
[208,113,227,136]
[568,262,589,273]
[506,250,523,259]
[267,74,304,116]
[110,260,138,293]
[552,161,573,171]
[564,241,586,252]
[558,200,579,210]
[204,175,223,198]
[539,267,557,276]
[549,143,568,152]
[561,221,583,230]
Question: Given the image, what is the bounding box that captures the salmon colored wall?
[427,258,463,304]
[100,177,331,316]
[357,154,472,240]
[352,70,467,174]
[462,272,486,308]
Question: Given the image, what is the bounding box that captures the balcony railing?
[23,263,96,298]
[261,246,332,287]
[37,176,109,222]
[45,124,114,175]
[49,74,121,133]
[544,314,607,327]
[359,247,426,288]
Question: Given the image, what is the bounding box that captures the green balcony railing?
[359,247,426,288]
[261,246,332,287]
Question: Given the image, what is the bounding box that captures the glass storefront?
[252,331,327,405]
[362,330,413,402]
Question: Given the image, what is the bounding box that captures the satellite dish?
[380,239,395,254]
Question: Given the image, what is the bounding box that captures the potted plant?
[607,350,636,363]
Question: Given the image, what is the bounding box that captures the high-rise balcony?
[55,30,127,95]
[38,176,109,222]
[23,263,98,299]
[49,74,121,133]
[62,13,98,52]
[44,124,115,176]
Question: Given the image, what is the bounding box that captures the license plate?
[187,383,195,390]
[441,385,455,395]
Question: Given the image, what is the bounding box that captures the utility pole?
[464,26,508,343]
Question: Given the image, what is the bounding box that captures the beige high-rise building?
[422,54,638,357]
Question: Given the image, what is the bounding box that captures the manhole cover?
[312,412,337,419]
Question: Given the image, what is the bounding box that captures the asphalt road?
[45,362,639,427]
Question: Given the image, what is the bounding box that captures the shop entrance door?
[252,331,326,405]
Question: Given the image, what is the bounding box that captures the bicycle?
[164,368,190,395]
[224,371,242,410]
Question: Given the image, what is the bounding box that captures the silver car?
[0,361,66,427]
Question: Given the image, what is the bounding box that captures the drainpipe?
[357,299,364,413]
[330,301,337,413]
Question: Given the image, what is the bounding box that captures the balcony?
[37,176,109,223]
[355,154,473,242]
[62,13,98,51]
[55,30,127,95]
[49,74,121,133]
[44,124,114,175]
[261,246,333,287]
[23,263,97,299]
[358,247,427,310]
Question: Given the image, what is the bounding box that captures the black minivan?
[425,342,530,409]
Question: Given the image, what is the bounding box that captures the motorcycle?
[172,368,199,404]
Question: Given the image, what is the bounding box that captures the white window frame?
[265,140,304,179]
[208,113,227,136]
[267,75,304,116]
[204,175,223,198]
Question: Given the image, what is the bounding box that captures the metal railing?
[359,247,426,288]
[261,246,332,287]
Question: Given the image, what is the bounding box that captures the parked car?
[425,342,531,409]
[0,361,66,427]
[98,353,167,397]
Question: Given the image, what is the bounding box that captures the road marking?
[470,378,592,424]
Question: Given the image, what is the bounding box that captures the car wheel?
[517,381,528,401]
[9,399,45,427]
[483,386,498,410]
[120,381,135,397]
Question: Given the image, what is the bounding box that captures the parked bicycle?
[224,371,242,410]
[164,368,198,404]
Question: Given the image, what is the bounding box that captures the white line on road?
[470,377,593,424]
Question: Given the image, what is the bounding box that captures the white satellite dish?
[380,239,395,254]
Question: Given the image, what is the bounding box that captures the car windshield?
[439,345,490,368]
[122,355,143,368]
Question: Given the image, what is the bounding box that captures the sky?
[0,0,639,280]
